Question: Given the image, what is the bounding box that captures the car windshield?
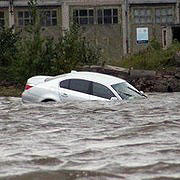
[111,82,145,100]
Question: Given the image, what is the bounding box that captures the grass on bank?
[0,86,23,97]
[112,40,180,71]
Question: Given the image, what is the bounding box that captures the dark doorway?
[172,26,180,42]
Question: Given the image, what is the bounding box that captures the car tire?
[42,99,55,102]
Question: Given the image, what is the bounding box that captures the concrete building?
[0,0,179,62]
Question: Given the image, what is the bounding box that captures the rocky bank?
[79,65,180,93]
[0,65,180,97]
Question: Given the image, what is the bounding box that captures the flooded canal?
[0,93,180,180]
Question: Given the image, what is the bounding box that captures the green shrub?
[0,0,99,84]
[52,24,101,74]
[113,39,180,70]
[5,1,100,84]
[0,28,20,66]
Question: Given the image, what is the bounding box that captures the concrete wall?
[13,6,63,39]
[69,5,123,62]
[0,0,179,61]
[129,4,176,53]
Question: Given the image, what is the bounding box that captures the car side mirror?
[110,97,118,101]
[140,91,147,98]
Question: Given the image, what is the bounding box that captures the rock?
[79,65,130,79]
[175,72,180,79]
[79,65,180,92]
[174,51,180,66]
[104,65,129,74]
[129,69,156,78]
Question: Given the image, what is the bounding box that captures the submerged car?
[22,71,146,103]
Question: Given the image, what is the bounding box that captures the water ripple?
[0,93,180,179]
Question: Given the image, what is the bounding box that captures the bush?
[12,24,101,83]
[0,28,20,66]
[0,0,101,85]
[113,39,180,70]
[52,24,101,74]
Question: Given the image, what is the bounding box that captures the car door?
[89,82,116,101]
[59,79,91,101]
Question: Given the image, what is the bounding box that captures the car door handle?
[62,93,68,97]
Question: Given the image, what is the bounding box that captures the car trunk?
[25,76,52,90]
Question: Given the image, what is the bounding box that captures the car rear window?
[60,79,69,88]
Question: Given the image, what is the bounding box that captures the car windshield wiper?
[118,91,133,100]
[127,86,147,97]
[120,91,132,97]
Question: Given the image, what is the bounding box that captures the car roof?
[52,71,125,86]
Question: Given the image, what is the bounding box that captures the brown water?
[0,93,180,180]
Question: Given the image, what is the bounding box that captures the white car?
[22,71,146,103]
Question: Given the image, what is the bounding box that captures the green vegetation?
[0,86,23,97]
[0,0,101,90]
[112,39,180,71]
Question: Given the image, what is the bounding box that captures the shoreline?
[0,81,23,97]
[79,65,180,93]
[0,65,180,97]
[0,86,23,97]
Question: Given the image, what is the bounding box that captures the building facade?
[0,0,179,62]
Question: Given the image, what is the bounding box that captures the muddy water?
[0,93,180,180]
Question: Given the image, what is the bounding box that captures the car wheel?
[42,99,55,102]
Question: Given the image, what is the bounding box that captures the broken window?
[18,10,57,27]
[97,8,118,24]
[73,9,94,25]
[0,11,4,28]
[40,10,57,26]
[133,8,152,24]
[18,11,32,26]
[155,8,173,24]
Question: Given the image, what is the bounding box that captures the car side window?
[69,79,91,94]
[92,82,115,99]
[60,79,70,89]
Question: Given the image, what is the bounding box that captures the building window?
[18,11,32,26]
[133,9,152,24]
[41,10,57,26]
[73,9,94,25]
[155,8,173,24]
[97,8,118,24]
[0,11,5,28]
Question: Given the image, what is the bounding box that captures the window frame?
[73,9,94,25]
[155,8,174,24]
[133,8,152,24]
[97,8,118,25]
[0,11,5,28]
[40,10,57,27]
[17,11,33,26]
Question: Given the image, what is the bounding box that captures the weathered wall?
[0,0,179,61]
[129,4,176,53]
[13,6,63,39]
[69,5,123,63]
